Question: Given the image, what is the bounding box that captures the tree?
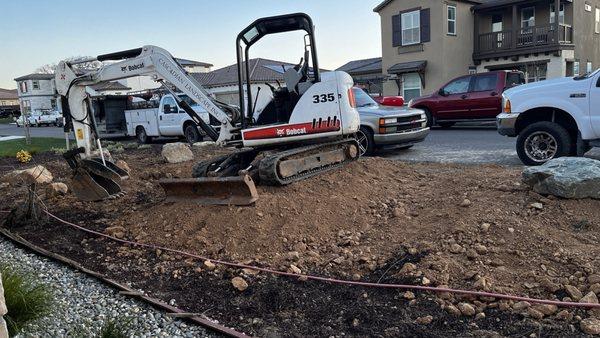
[34,56,104,74]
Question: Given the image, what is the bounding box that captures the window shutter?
[420,8,431,43]
[392,14,402,47]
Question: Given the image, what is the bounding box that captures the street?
[2,123,600,166]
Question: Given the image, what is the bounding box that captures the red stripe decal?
[243,120,341,140]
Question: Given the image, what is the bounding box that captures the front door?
[158,96,179,135]
[436,75,473,120]
[467,73,502,119]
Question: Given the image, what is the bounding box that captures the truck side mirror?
[438,89,448,97]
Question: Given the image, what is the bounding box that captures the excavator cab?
[236,13,320,127]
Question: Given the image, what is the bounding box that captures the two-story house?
[0,88,20,115]
[13,73,58,113]
[375,0,600,98]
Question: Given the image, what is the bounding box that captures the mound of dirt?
[3,145,600,336]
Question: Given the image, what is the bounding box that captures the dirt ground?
[1,145,600,336]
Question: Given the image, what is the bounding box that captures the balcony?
[472,0,574,61]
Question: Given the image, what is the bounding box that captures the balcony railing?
[476,24,572,57]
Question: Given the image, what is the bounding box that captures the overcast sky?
[0,0,382,89]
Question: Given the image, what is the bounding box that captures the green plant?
[1,264,53,336]
[99,318,132,338]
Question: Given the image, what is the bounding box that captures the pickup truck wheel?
[136,126,152,144]
[184,124,202,144]
[517,121,571,166]
[357,126,374,156]
[423,109,433,128]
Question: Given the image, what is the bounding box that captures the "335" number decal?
[313,93,335,103]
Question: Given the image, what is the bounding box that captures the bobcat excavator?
[55,13,360,205]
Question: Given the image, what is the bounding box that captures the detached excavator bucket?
[70,159,127,202]
[159,175,258,206]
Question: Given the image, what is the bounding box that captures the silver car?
[353,88,429,155]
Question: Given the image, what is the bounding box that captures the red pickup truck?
[408,70,525,128]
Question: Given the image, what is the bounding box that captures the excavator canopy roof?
[239,13,314,46]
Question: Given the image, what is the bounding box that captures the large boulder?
[1,165,53,185]
[161,142,194,164]
[523,157,600,199]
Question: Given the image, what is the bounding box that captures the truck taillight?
[347,88,356,108]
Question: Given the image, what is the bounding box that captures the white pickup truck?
[125,94,211,143]
[497,70,600,165]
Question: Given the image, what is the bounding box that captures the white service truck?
[497,70,600,165]
[125,93,211,144]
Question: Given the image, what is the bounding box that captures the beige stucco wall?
[379,0,476,97]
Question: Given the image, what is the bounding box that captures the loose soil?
[1,146,599,337]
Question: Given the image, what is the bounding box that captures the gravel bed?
[0,237,218,337]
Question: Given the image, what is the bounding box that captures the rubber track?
[259,139,360,186]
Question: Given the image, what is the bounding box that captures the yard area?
[0,138,68,158]
[1,145,600,336]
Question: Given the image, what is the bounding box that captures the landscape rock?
[161,143,194,164]
[445,305,461,316]
[47,182,69,196]
[523,157,600,199]
[589,275,600,285]
[458,302,476,316]
[403,291,415,300]
[580,291,599,304]
[231,277,248,291]
[104,226,126,239]
[581,318,600,335]
[115,160,131,173]
[2,165,53,185]
[565,285,584,301]
[460,199,472,207]
[513,301,531,311]
[416,315,433,325]
[289,265,302,275]
[534,304,558,316]
[203,260,216,271]
[399,263,416,274]
[527,308,545,320]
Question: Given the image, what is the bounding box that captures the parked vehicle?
[15,110,62,127]
[354,88,429,155]
[372,95,405,107]
[409,70,525,128]
[125,93,211,144]
[497,70,600,165]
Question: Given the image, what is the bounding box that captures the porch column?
[474,12,480,54]
[554,0,560,42]
[512,4,518,49]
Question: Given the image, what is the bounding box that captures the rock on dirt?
[104,226,126,239]
[2,165,53,185]
[416,315,433,325]
[161,143,194,164]
[203,260,216,271]
[565,285,584,301]
[47,182,68,196]
[523,157,600,199]
[231,277,248,291]
[115,160,131,173]
[580,291,599,304]
[581,318,600,335]
[458,303,476,316]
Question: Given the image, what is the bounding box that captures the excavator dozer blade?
[159,175,258,206]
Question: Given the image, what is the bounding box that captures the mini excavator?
[55,13,360,205]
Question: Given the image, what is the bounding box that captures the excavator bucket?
[69,159,128,202]
[159,175,258,206]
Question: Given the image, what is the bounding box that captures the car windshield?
[352,88,378,108]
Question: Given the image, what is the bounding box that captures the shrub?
[99,318,131,338]
[15,150,32,163]
[1,264,53,336]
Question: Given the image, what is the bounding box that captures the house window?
[22,100,31,113]
[521,7,535,29]
[402,73,421,102]
[401,10,420,45]
[492,14,503,32]
[32,80,40,90]
[574,61,580,76]
[595,8,600,34]
[587,62,593,74]
[550,3,565,25]
[447,5,457,35]
[50,98,57,109]
[20,81,28,93]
